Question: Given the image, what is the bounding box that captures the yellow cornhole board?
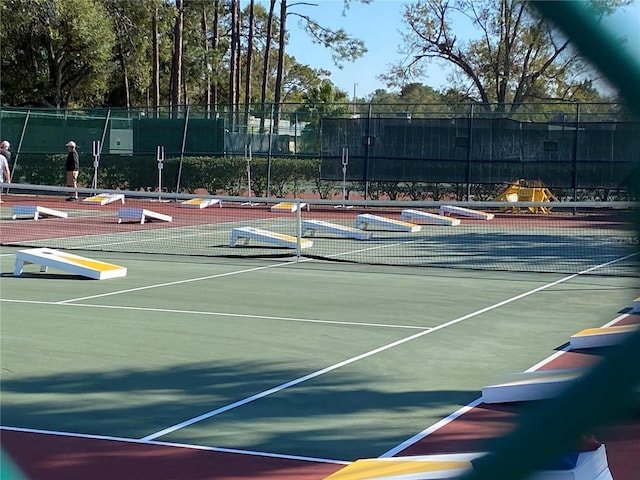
[230,226,313,249]
[400,209,461,226]
[570,325,639,350]
[323,453,480,480]
[270,201,309,213]
[324,446,612,480]
[302,219,372,240]
[356,214,421,232]
[83,193,125,205]
[439,205,494,220]
[180,198,222,209]
[14,248,127,280]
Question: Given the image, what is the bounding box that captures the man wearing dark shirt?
[65,141,79,201]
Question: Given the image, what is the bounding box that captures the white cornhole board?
[302,219,372,240]
[324,446,612,480]
[270,201,309,213]
[529,445,612,480]
[400,209,461,226]
[12,205,68,220]
[440,205,494,220]
[180,198,221,209]
[118,208,172,224]
[230,226,312,249]
[569,325,639,350]
[481,369,584,404]
[83,193,125,205]
[14,248,127,280]
[355,213,421,232]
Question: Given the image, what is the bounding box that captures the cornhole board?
[230,226,312,249]
[14,248,127,280]
[400,209,461,226]
[481,369,584,404]
[355,214,421,232]
[180,198,221,209]
[117,208,172,224]
[270,201,309,213]
[323,452,482,480]
[439,205,494,220]
[569,325,639,350]
[323,446,612,480]
[12,205,68,220]
[302,219,372,240]
[83,193,125,205]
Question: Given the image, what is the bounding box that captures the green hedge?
[9,154,325,197]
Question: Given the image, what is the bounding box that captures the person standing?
[0,140,11,203]
[65,140,79,201]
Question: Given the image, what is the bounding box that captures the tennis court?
[1,190,639,479]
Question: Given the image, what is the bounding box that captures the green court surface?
[1,246,637,463]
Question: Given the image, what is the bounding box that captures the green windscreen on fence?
[0,109,226,157]
[320,116,640,188]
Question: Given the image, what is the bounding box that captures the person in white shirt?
[0,140,11,203]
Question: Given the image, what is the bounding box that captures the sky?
[275,0,640,99]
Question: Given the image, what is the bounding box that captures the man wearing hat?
[65,141,79,201]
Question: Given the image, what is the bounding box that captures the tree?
[0,0,115,107]
[271,0,369,133]
[229,0,241,128]
[243,0,256,125]
[298,80,349,153]
[170,0,184,116]
[259,0,277,132]
[369,83,444,110]
[386,0,632,113]
[102,0,156,109]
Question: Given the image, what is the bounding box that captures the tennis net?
[1,183,638,276]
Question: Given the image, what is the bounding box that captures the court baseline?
[0,425,348,466]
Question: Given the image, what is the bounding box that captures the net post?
[92,140,100,190]
[156,145,164,201]
[295,200,302,261]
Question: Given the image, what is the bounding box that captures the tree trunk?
[233,0,241,128]
[259,0,276,133]
[244,0,255,126]
[229,0,239,129]
[212,0,220,113]
[273,0,287,135]
[170,0,184,118]
[152,3,160,116]
[201,4,211,117]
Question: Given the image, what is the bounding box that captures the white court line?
[140,254,637,442]
[378,261,637,458]
[0,299,428,331]
[0,426,349,465]
[58,261,299,304]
